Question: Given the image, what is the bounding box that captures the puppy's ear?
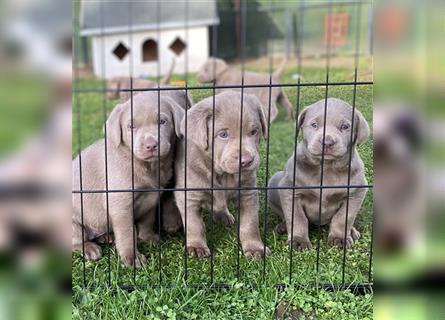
[185,92,194,109]
[297,106,309,128]
[245,94,268,139]
[183,100,212,150]
[106,102,127,148]
[163,96,185,138]
[353,109,370,145]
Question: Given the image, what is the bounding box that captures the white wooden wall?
[91,26,209,79]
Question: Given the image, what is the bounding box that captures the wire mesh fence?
[73,0,373,294]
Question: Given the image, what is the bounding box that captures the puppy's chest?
[133,164,172,216]
[133,192,159,218]
[296,172,348,224]
[205,174,244,210]
[134,162,172,189]
[213,174,242,199]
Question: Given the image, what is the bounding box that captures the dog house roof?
[80,0,219,36]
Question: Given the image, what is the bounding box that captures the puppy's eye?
[311,122,318,129]
[340,124,350,131]
[217,130,229,139]
[159,119,167,125]
[250,128,259,136]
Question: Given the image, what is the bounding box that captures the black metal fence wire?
[73,0,373,295]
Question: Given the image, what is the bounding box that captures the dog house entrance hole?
[169,37,186,56]
[142,39,158,62]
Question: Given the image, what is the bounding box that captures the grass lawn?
[72,62,373,319]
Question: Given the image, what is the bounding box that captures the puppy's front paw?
[138,232,160,243]
[351,227,361,241]
[213,210,235,226]
[95,233,114,244]
[121,251,147,268]
[84,242,102,260]
[243,243,271,258]
[274,222,287,235]
[186,242,210,258]
[328,234,354,249]
[162,214,183,234]
[288,236,312,250]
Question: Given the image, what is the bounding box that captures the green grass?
[73,64,373,319]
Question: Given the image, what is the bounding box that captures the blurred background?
[373,0,445,318]
[0,0,71,319]
[0,0,443,319]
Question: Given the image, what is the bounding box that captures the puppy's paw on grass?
[186,243,211,258]
[212,210,235,226]
[244,247,271,258]
[121,251,147,268]
[351,227,361,241]
[138,232,160,243]
[327,234,354,249]
[274,222,287,235]
[83,242,102,260]
[288,236,312,251]
[243,243,271,258]
[95,233,114,244]
[162,215,183,234]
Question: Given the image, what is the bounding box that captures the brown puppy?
[72,91,186,267]
[174,91,270,258]
[107,58,175,101]
[196,57,293,122]
[268,98,370,249]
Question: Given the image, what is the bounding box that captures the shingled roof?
[80,0,219,36]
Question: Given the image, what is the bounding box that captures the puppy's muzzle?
[145,137,158,152]
[240,154,254,168]
[140,137,161,160]
[233,153,256,171]
[319,135,336,148]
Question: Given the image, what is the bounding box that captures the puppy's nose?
[145,138,158,151]
[241,154,254,168]
[320,135,336,147]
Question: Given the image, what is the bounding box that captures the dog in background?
[107,58,176,101]
[196,57,293,122]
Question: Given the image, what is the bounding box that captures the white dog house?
[80,1,219,79]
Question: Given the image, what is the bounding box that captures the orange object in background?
[375,5,408,45]
[170,80,186,86]
[324,13,349,48]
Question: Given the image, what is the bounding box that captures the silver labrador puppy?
[174,91,270,258]
[72,91,186,267]
[268,98,370,249]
